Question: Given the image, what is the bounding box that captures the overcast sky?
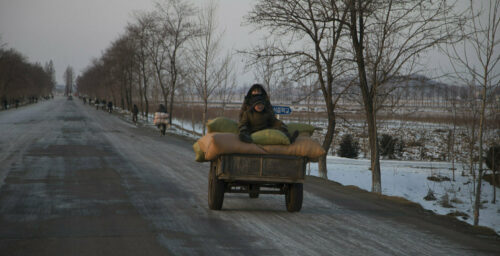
[0,0,484,86]
[0,0,255,85]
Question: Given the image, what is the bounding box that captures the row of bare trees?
[0,43,55,109]
[245,0,463,191]
[246,0,499,225]
[77,0,498,225]
[76,0,234,130]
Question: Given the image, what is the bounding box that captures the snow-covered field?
[115,107,500,235]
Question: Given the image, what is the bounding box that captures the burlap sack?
[153,118,169,125]
[206,117,238,133]
[153,112,169,125]
[197,133,266,160]
[251,129,290,145]
[193,142,206,162]
[261,136,325,161]
[154,112,169,119]
[286,123,315,137]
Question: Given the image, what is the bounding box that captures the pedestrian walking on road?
[132,104,139,124]
[107,101,113,113]
[95,99,100,110]
[155,104,168,136]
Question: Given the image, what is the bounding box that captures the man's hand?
[239,132,253,143]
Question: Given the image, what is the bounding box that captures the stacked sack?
[193,117,325,162]
[154,112,169,125]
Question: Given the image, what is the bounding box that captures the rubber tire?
[249,184,259,198]
[208,162,224,210]
[285,183,303,212]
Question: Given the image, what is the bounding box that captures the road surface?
[0,97,498,256]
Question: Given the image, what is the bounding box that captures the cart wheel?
[208,161,224,210]
[285,183,303,212]
[249,184,259,198]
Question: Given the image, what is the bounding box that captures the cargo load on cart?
[193,117,325,212]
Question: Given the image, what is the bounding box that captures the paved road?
[0,97,498,256]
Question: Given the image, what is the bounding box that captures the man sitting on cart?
[238,84,298,144]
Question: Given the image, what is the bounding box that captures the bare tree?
[144,10,171,113]
[188,0,231,135]
[44,60,56,95]
[444,0,500,225]
[246,0,349,179]
[217,53,236,116]
[128,12,157,118]
[155,0,198,124]
[0,46,53,107]
[345,0,460,193]
[249,40,285,100]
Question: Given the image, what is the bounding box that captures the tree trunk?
[348,0,382,194]
[144,95,149,121]
[318,106,335,179]
[493,170,497,204]
[318,155,328,179]
[470,123,476,194]
[365,101,381,194]
[452,119,456,181]
[168,87,175,125]
[202,99,208,135]
[141,63,149,120]
[168,58,178,125]
[138,80,144,116]
[473,77,488,226]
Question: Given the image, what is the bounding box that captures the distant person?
[107,101,113,113]
[100,99,106,110]
[156,104,168,136]
[95,99,100,110]
[15,99,19,109]
[132,104,139,124]
[238,83,298,144]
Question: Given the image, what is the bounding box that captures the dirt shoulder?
[305,175,500,253]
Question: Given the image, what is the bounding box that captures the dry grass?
[143,103,499,132]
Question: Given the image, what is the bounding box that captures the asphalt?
[0,97,498,256]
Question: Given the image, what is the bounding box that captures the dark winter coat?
[132,105,139,115]
[157,104,167,113]
[238,84,289,136]
[238,107,285,134]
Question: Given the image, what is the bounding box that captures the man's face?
[254,103,265,112]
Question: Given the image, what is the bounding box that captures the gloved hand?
[239,131,253,143]
[290,130,299,144]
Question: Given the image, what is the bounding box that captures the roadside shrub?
[338,134,360,158]
[379,134,404,159]
[440,193,454,208]
[427,175,451,182]
[484,145,499,173]
[406,140,423,147]
[424,188,436,201]
[447,211,469,220]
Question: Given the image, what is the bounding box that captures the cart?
[208,154,307,212]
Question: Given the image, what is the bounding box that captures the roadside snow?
[308,156,500,235]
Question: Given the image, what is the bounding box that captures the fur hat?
[249,95,266,107]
